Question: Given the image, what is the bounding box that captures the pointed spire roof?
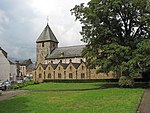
[36,24,59,43]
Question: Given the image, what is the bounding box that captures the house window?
[81,73,85,79]
[48,73,51,78]
[70,66,72,71]
[58,73,61,78]
[42,42,44,47]
[53,71,55,75]
[48,67,50,70]
[53,43,55,47]
[59,67,60,70]
[69,73,73,79]
[82,65,84,71]
[39,67,41,71]
[39,74,42,78]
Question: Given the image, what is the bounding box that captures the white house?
[0,47,17,81]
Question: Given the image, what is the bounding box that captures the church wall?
[46,57,86,64]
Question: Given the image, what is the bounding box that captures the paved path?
[137,88,150,113]
[0,90,30,101]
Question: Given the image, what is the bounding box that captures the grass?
[0,88,143,113]
[21,82,109,90]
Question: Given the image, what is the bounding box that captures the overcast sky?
[0,0,89,62]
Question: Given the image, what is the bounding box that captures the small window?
[69,73,73,79]
[82,65,84,71]
[81,73,85,79]
[59,67,60,70]
[70,66,72,71]
[48,67,50,70]
[42,42,44,47]
[39,67,41,71]
[48,73,51,78]
[64,71,66,75]
[53,71,55,75]
[58,73,61,78]
[39,74,42,78]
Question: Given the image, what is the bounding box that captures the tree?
[71,0,150,78]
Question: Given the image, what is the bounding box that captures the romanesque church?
[35,24,116,82]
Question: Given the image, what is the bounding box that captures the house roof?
[27,63,36,69]
[17,59,33,66]
[72,63,81,69]
[36,24,59,43]
[51,64,57,69]
[46,45,85,59]
[42,64,48,70]
[60,63,68,69]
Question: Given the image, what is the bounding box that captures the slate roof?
[27,63,36,69]
[46,45,85,59]
[60,63,68,69]
[36,24,59,43]
[72,63,81,69]
[42,64,48,70]
[17,59,33,66]
[51,64,57,69]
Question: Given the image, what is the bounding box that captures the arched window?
[42,42,44,47]
[82,65,84,71]
[69,73,73,79]
[39,73,42,78]
[48,73,51,78]
[81,73,85,79]
[58,73,61,78]
[70,66,72,71]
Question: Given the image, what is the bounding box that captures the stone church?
[35,24,116,82]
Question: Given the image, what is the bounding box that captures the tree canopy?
[71,0,150,77]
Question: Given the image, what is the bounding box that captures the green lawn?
[21,82,107,90]
[0,88,143,113]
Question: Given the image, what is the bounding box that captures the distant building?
[35,24,117,82]
[0,47,17,81]
[15,59,34,79]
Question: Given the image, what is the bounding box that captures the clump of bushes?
[119,76,134,87]
[11,80,39,89]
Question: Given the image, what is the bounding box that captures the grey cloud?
[0,0,88,62]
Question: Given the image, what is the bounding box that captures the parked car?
[3,81,11,89]
[16,80,24,84]
[0,81,5,90]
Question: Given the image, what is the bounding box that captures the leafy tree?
[71,0,150,77]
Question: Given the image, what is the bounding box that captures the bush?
[119,76,134,87]
[34,81,40,84]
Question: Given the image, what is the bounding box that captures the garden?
[0,81,144,113]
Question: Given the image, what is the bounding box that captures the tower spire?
[46,16,49,25]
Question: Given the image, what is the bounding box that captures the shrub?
[34,81,40,84]
[119,76,134,87]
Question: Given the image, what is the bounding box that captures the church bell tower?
[36,24,59,65]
